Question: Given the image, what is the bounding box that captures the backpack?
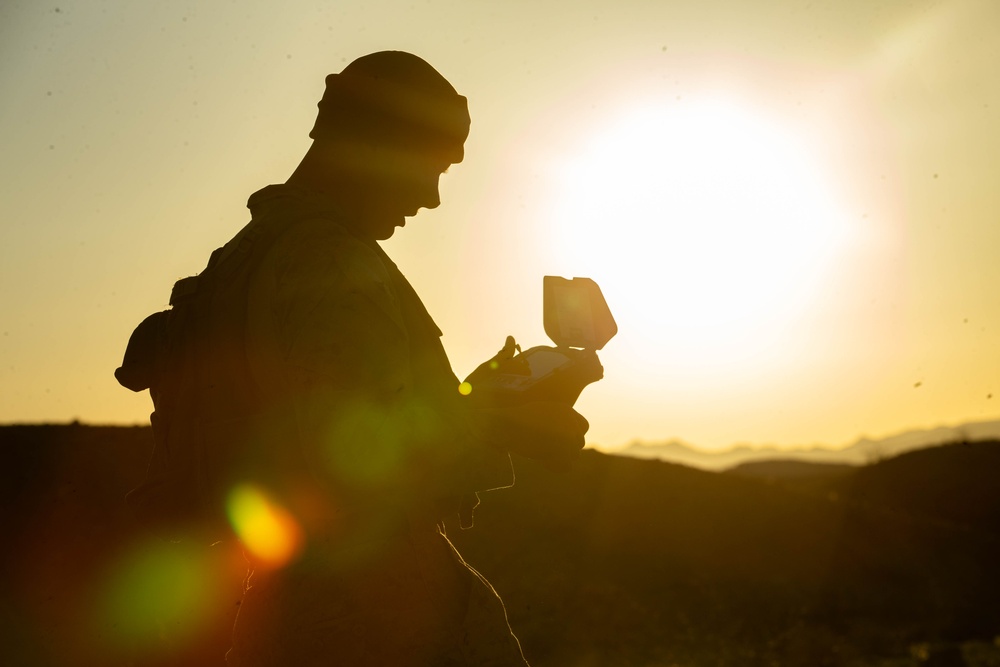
[116,217,289,542]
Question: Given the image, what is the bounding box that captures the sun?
[544,96,850,383]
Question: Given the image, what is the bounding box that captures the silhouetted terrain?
[4,424,1000,666]
[620,418,1000,470]
[452,441,1000,666]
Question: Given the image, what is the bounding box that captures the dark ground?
[3,423,1000,666]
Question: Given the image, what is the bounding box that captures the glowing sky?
[2,0,998,450]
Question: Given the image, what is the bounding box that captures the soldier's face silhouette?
[356,144,455,241]
[306,54,468,240]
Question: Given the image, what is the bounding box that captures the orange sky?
[1,0,998,450]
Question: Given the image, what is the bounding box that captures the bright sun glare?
[547,97,850,383]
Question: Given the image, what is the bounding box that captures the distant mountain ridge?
[612,418,1000,470]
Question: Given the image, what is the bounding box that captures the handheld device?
[464,276,617,406]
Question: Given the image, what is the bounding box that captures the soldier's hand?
[490,401,590,471]
[466,335,530,384]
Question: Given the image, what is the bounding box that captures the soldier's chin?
[366,216,406,241]
[373,218,404,241]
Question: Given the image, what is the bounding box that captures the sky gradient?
[2,0,998,451]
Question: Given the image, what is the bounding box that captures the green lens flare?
[96,540,215,650]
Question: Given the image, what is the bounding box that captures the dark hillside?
[842,440,1000,536]
[4,425,999,666]
[724,441,1000,538]
[449,448,1000,665]
[726,459,857,480]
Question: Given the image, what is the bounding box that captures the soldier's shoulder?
[265,217,390,292]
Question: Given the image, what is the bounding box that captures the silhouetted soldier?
[216,51,590,665]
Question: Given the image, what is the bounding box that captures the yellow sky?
[1,0,998,450]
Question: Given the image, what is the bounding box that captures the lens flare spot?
[227,484,303,568]
[96,540,217,650]
[458,381,472,395]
